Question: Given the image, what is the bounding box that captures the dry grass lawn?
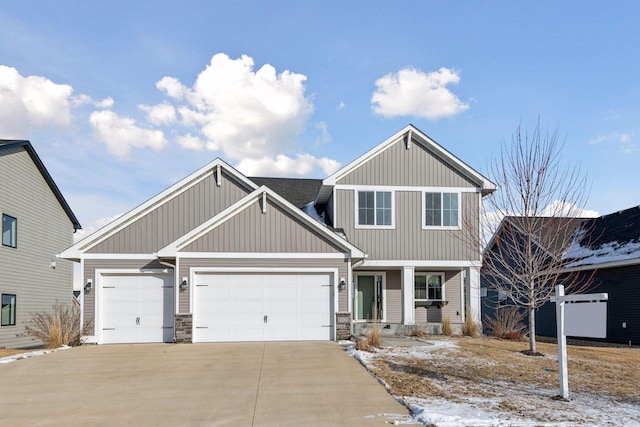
[363,336,639,424]
[0,349,32,359]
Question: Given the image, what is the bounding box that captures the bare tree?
[473,119,594,354]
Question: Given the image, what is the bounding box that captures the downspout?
[158,258,178,343]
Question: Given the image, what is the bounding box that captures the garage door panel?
[194,272,333,342]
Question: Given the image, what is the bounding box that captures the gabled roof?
[250,177,322,208]
[316,124,497,203]
[59,158,257,260]
[0,140,81,231]
[564,205,640,268]
[157,185,366,259]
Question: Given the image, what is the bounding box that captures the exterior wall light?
[338,278,346,291]
[180,277,189,290]
[84,279,92,293]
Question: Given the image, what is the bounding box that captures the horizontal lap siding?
[336,190,479,261]
[414,270,462,324]
[178,258,349,314]
[88,171,251,254]
[338,139,478,187]
[184,199,343,253]
[0,148,74,348]
[83,259,169,335]
[385,270,402,323]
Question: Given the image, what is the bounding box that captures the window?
[424,192,459,228]
[415,274,444,300]
[357,191,392,227]
[1,294,16,326]
[2,214,17,248]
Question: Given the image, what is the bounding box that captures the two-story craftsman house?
[60,125,495,344]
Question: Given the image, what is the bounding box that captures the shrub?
[20,301,92,348]
[484,307,527,340]
[441,315,452,336]
[407,326,427,338]
[502,330,525,341]
[462,307,480,337]
[355,337,373,352]
[366,322,382,348]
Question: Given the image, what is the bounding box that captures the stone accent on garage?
[174,314,193,343]
[335,312,352,340]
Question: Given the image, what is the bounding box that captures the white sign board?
[565,301,607,338]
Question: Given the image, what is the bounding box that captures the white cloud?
[177,133,204,150]
[89,110,168,158]
[236,153,338,177]
[0,65,74,137]
[95,97,115,109]
[314,121,332,146]
[539,200,599,218]
[159,53,314,161]
[316,157,341,175]
[588,132,636,153]
[73,212,124,243]
[139,102,176,126]
[337,101,345,110]
[371,67,469,120]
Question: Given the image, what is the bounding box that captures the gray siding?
[178,258,349,314]
[414,270,463,324]
[0,147,74,348]
[338,138,478,188]
[88,171,251,254]
[184,198,343,253]
[335,189,479,261]
[83,259,169,336]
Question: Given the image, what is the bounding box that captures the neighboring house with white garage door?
[59,125,495,344]
[1,140,81,348]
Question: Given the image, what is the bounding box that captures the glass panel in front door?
[356,275,383,321]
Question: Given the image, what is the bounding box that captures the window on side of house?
[2,214,17,248]
[414,273,444,301]
[357,191,393,227]
[424,192,459,228]
[1,294,16,326]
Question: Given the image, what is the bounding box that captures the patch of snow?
[338,340,354,345]
[0,346,70,364]
[564,239,640,267]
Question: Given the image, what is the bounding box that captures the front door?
[355,274,383,321]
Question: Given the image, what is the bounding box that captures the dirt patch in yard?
[358,336,640,425]
[0,349,32,359]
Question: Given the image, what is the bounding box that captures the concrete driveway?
[0,342,412,426]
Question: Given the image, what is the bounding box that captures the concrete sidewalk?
[0,342,413,426]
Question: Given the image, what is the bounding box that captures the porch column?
[402,266,415,325]
[466,267,481,324]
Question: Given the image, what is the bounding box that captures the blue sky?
[1,1,639,238]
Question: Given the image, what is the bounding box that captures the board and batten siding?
[83,259,169,336]
[0,147,75,348]
[337,138,479,188]
[335,189,479,261]
[88,171,252,254]
[414,270,463,324]
[183,198,343,253]
[178,258,350,314]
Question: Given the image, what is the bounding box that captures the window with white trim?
[424,192,459,228]
[357,191,393,227]
[1,294,16,326]
[414,273,444,300]
[2,214,17,248]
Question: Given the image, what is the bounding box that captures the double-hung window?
[414,274,444,301]
[2,214,17,248]
[357,191,393,227]
[423,192,459,228]
[1,294,16,326]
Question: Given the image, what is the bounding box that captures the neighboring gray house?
[60,125,495,344]
[0,140,81,348]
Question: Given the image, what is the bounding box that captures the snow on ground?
[0,346,70,364]
[348,340,640,426]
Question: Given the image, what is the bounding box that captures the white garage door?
[101,274,174,344]
[194,272,333,342]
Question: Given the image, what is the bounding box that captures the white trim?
[353,271,387,322]
[562,257,640,272]
[359,260,478,268]
[190,267,339,342]
[402,266,415,325]
[422,191,462,230]
[413,272,446,302]
[354,189,395,229]
[336,184,479,194]
[177,252,347,259]
[94,268,172,345]
[82,253,159,260]
[347,256,353,314]
[60,158,258,259]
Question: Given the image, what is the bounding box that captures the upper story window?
[423,192,459,229]
[357,191,393,228]
[414,273,444,300]
[2,214,17,248]
[1,294,16,326]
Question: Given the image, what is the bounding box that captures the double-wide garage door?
[194,272,334,342]
[101,274,174,344]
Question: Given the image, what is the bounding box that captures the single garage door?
[194,272,333,342]
[101,273,174,344]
